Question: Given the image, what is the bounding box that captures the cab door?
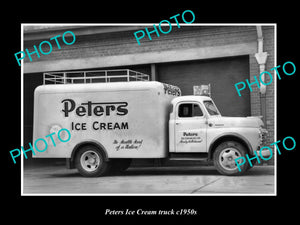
[174,102,207,152]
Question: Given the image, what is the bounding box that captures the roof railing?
[43,69,150,85]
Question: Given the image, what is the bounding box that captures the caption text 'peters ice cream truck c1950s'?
[33,69,268,177]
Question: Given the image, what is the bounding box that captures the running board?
[169,153,208,161]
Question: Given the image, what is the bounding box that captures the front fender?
[208,132,256,159]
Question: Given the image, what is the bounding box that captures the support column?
[151,64,157,81]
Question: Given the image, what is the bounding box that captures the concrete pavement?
[22,165,275,195]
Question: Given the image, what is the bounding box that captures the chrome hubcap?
[219,148,243,171]
[80,150,101,172]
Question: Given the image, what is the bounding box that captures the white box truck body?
[33,81,179,159]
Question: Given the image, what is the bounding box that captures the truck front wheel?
[213,141,248,175]
[75,145,110,177]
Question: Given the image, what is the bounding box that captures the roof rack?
[43,69,150,85]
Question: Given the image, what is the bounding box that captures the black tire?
[75,145,110,177]
[246,157,257,171]
[213,141,248,175]
[109,159,132,174]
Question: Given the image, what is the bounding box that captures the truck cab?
[169,95,268,175]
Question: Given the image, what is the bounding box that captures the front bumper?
[256,148,272,158]
[256,128,272,158]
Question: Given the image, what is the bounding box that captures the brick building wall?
[249,26,275,146]
[24,26,258,72]
[248,26,275,164]
[24,26,256,62]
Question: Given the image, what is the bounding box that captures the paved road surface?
[23,165,275,195]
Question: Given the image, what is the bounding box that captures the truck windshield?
[204,100,219,115]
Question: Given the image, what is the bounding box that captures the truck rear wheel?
[213,141,248,175]
[75,145,110,177]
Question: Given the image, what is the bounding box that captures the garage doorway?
[157,56,250,117]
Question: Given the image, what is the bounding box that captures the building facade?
[23,24,275,164]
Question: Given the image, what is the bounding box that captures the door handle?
[176,122,180,125]
[205,120,213,127]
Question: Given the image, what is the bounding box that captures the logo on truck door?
[179,132,203,144]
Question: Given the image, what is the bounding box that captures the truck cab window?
[193,104,203,117]
[178,103,203,117]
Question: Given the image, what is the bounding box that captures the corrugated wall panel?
[157,56,250,117]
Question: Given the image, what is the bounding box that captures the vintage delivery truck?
[33,69,268,176]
